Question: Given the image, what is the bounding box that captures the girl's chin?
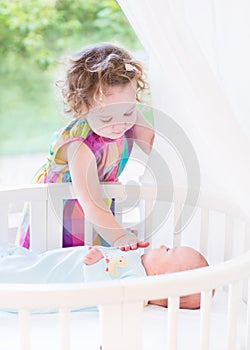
[98,132,125,139]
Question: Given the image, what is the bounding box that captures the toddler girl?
[18,42,154,250]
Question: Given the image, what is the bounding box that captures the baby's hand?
[113,234,150,251]
[83,247,104,265]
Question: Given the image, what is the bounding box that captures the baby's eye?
[101,117,112,123]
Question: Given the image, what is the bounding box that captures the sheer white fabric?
[118,0,250,216]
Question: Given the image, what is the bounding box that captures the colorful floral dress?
[18,119,134,248]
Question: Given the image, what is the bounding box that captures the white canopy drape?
[118,0,250,218]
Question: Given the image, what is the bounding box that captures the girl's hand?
[113,234,150,251]
[127,228,138,236]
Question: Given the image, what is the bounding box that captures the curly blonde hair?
[60,42,147,118]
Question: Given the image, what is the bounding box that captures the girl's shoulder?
[63,118,92,139]
[49,119,92,154]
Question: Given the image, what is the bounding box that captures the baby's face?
[86,80,137,139]
[141,246,203,276]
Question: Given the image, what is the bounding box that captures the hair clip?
[99,87,104,102]
[125,63,138,72]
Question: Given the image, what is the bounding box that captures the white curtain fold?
[118,0,250,217]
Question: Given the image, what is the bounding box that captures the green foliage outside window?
[0,0,143,154]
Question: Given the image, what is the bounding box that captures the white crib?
[0,182,249,350]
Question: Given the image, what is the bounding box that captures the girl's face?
[86,80,137,139]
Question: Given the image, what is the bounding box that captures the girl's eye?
[124,111,134,117]
[101,117,112,123]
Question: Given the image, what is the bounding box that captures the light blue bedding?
[0,243,146,284]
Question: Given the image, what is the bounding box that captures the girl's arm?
[66,141,149,251]
[133,110,155,155]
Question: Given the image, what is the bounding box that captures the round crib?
[0,182,249,350]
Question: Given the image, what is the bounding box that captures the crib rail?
[1,183,249,252]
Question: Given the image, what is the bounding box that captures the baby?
[83,245,209,309]
[0,243,208,310]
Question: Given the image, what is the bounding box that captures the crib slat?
[47,186,63,249]
[0,203,9,242]
[144,199,154,243]
[122,301,143,350]
[244,222,250,252]
[246,276,250,350]
[173,203,182,246]
[199,208,209,256]
[99,304,123,350]
[59,308,70,350]
[30,200,47,253]
[200,290,212,349]
[84,218,94,246]
[224,215,234,261]
[114,201,123,225]
[227,282,239,350]
[19,308,30,350]
[243,223,250,303]
[167,296,179,350]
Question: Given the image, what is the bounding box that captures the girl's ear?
[78,106,89,118]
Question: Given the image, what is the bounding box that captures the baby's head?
[141,246,209,309]
[61,42,147,118]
